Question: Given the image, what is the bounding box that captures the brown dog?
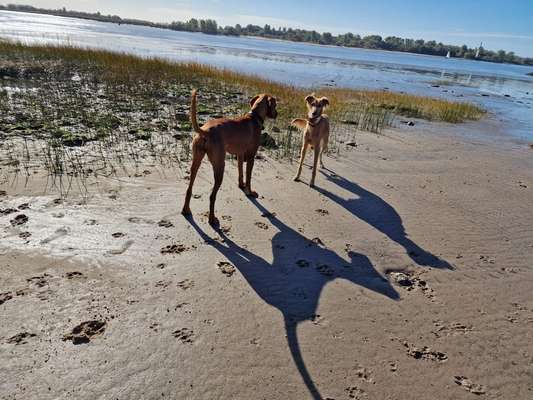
[292,94,330,187]
[181,90,278,225]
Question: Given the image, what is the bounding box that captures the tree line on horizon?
[2,3,533,66]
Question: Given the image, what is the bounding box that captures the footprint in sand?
[454,376,486,395]
[177,279,194,290]
[432,321,473,337]
[345,386,367,399]
[0,208,17,216]
[387,270,435,299]
[315,208,329,216]
[254,221,269,230]
[402,341,447,362]
[158,219,174,228]
[65,271,84,279]
[7,332,37,345]
[155,280,172,289]
[128,216,154,224]
[217,261,235,277]
[161,243,190,254]
[40,227,69,244]
[172,328,194,344]
[63,320,107,345]
[27,274,51,288]
[316,263,335,277]
[19,232,31,240]
[0,292,13,305]
[10,214,28,226]
[106,240,134,255]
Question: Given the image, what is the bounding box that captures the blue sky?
[17,0,533,56]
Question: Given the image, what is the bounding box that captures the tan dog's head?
[250,94,278,120]
[305,94,329,119]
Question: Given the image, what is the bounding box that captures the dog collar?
[249,111,264,130]
[307,116,322,127]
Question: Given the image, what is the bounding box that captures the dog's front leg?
[310,145,320,187]
[293,141,308,182]
[237,155,245,189]
[244,156,258,198]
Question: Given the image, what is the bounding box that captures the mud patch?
[217,261,235,277]
[63,320,107,345]
[7,332,37,345]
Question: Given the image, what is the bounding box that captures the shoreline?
[2,8,533,68]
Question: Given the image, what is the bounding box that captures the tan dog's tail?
[291,118,307,130]
[190,89,206,135]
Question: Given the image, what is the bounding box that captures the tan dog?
[292,94,330,187]
[182,90,278,225]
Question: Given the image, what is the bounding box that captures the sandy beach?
[2,114,532,399]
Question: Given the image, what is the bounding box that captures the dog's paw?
[181,208,192,216]
[245,190,259,198]
[208,216,220,226]
[309,182,316,188]
[293,176,300,182]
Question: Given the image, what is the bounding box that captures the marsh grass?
[0,41,485,194]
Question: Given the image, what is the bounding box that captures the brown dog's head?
[305,94,329,119]
[250,94,278,120]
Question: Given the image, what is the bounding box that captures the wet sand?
[1,120,532,399]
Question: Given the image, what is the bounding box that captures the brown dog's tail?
[190,89,207,135]
[291,118,307,130]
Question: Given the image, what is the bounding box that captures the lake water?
[1,10,533,142]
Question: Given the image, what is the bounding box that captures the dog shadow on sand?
[316,168,453,270]
[186,197,400,400]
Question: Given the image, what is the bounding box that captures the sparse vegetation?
[0,41,484,195]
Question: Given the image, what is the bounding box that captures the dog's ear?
[249,95,261,108]
[305,94,316,104]
[319,97,330,107]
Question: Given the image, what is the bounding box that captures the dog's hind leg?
[237,155,245,189]
[293,141,308,182]
[310,145,320,188]
[243,155,259,198]
[207,158,225,226]
[182,144,205,216]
